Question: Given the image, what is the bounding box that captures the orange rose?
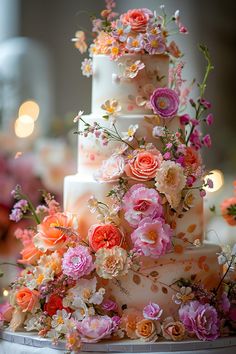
[33,213,72,251]
[18,242,43,265]
[125,149,163,181]
[88,223,123,252]
[221,197,236,226]
[16,287,39,312]
[120,308,143,339]
[121,8,153,32]
[183,147,202,174]
[136,319,158,342]
[162,318,185,341]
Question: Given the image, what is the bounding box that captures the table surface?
[1,330,236,354]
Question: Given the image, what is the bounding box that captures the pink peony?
[62,245,94,280]
[121,8,153,33]
[131,217,172,258]
[179,300,219,341]
[125,148,163,181]
[122,184,163,227]
[77,315,114,343]
[143,302,163,320]
[150,88,179,118]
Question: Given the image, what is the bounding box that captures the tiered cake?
[64,48,221,315]
[5,3,235,351]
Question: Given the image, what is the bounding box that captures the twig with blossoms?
[185,45,214,146]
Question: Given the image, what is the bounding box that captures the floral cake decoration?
[1,1,236,353]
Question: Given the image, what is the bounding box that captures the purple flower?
[102,299,118,312]
[163,152,171,160]
[77,315,114,343]
[14,199,28,210]
[200,98,211,109]
[180,114,190,125]
[143,302,163,320]
[206,113,214,126]
[145,34,166,54]
[62,245,94,280]
[122,184,163,228]
[131,217,172,258]
[150,88,179,118]
[200,189,206,197]
[206,178,214,189]
[190,118,199,126]
[202,134,212,148]
[179,300,219,341]
[9,208,23,222]
[126,34,144,52]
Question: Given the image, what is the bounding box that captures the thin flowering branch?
[186,45,214,145]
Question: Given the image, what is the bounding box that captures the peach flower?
[168,41,182,58]
[120,308,143,339]
[16,287,39,312]
[136,319,158,342]
[125,149,163,181]
[221,197,236,226]
[33,212,72,252]
[162,317,185,341]
[121,8,153,32]
[183,147,202,175]
[18,242,44,265]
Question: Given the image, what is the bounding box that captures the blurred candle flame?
[14,115,35,138]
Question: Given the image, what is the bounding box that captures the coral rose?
[33,212,72,252]
[221,197,236,226]
[125,149,163,181]
[88,223,123,252]
[183,146,202,175]
[120,308,143,339]
[121,8,153,32]
[16,287,39,313]
[44,294,64,316]
[18,242,43,265]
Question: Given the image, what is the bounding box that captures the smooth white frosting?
[92,54,169,115]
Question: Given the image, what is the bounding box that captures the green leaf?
[209,205,216,213]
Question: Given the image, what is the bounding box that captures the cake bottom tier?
[103,243,222,317]
[64,174,204,247]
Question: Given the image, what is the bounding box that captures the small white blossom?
[73,110,84,123]
[122,124,139,141]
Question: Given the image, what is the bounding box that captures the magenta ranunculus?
[122,184,163,228]
[131,217,172,258]
[77,315,114,343]
[143,302,163,320]
[62,245,94,280]
[150,87,179,118]
[179,300,219,341]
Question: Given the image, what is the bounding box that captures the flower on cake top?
[101,99,121,117]
[125,147,163,181]
[121,8,153,33]
[155,160,186,209]
[81,58,93,77]
[179,301,219,341]
[62,245,94,280]
[122,184,163,228]
[88,223,123,251]
[123,60,145,79]
[95,246,130,279]
[72,31,87,54]
[145,34,166,54]
[126,34,145,52]
[112,20,131,42]
[150,87,179,118]
[131,217,172,258]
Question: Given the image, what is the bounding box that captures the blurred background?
[0,0,235,299]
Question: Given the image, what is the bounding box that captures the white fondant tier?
[64,174,203,246]
[78,114,181,177]
[92,54,169,115]
[103,243,222,316]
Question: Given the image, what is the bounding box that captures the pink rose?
[77,315,113,343]
[125,149,163,181]
[94,155,125,182]
[121,8,153,32]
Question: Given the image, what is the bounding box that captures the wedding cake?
[4,2,236,352]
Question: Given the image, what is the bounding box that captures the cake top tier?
[74,6,188,114]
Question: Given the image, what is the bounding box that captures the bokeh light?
[14,115,35,138]
[18,100,40,121]
[204,169,224,192]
